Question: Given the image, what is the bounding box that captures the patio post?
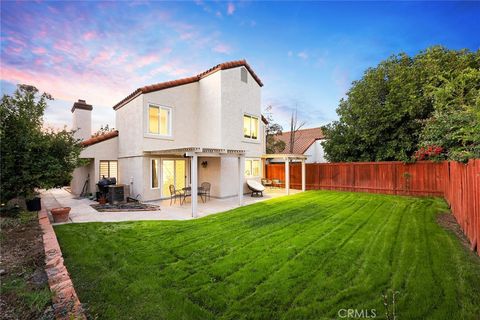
[238,154,245,206]
[191,153,198,218]
[301,159,306,192]
[285,157,290,195]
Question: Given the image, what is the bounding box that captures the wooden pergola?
[261,154,308,195]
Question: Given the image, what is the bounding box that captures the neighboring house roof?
[113,59,263,110]
[275,127,324,154]
[81,130,119,147]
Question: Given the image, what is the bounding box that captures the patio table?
[182,187,206,204]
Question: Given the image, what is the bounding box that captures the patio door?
[161,159,187,197]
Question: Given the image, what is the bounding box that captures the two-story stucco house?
[70,60,267,216]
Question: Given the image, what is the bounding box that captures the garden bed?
[90,203,160,212]
[0,210,54,319]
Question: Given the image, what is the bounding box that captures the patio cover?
[145,147,246,218]
[261,154,308,195]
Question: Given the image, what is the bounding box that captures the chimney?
[71,99,92,141]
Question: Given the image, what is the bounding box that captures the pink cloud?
[53,40,74,53]
[212,43,231,54]
[51,55,64,64]
[4,47,23,55]
[227,2,235,15]
[6,37,26,47]
[137,53,160,67]
[92,49,115,65]
[0,62,129,108]
[180,32,195,40]
[82,31,97,41]
[32,47,47,55]
[37,30,48,38]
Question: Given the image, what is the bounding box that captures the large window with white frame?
[243,114,259,140]
[99,160,117,180]
[245,158,261,177]
[148,104,172,136]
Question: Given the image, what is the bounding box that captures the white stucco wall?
[75,137,119,193]
[198,72,222,147]
[198,157,222,197]
[72,108,92,141]
[116,95,144,157]
[118,156,143,199]
[70,162,93,196]
[142,83,199,152]
[304,139,327,163]
[220,67,264,157]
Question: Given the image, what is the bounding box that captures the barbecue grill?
[97,177,117,200]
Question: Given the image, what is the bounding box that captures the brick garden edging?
[38,204,86,319]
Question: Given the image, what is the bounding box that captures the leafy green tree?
[264,105,286,154]
[416,54,480,162]
[0,84,83,203]
[322,46,480,162]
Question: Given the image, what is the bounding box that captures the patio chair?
[261,179,272,187]
[169,185,185,206]
[181,186,206,205]
[246,179,265,197]
[199,182,211,201]
[272,179,282,188]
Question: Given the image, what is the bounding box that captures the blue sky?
[1,1,479,131]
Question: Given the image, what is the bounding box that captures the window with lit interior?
[245,159,261,177]
[243,114,259,140]
[148,105,171,135]
[99,160,118,180]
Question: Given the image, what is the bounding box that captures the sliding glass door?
[161,159,187,197]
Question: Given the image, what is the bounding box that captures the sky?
[1,1,479,132]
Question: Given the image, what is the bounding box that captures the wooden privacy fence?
[264,160,480,255]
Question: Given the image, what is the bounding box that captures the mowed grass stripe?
[140,192,350,266]
[285,198,404,314]
[178,193,364,285]
[180,195,378,314]
[156,192,356,286]
[171,192,353,255]
[222,197,388,318]
[55,191,480,320]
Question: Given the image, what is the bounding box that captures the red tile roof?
[113,59,263,110]
[275,127,325,154]
[81,130,119,147]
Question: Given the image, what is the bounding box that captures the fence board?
[265,160,479,255]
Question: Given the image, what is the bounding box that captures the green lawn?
[55,191,480,320]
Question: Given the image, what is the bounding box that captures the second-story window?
[243,114,259,140]
[149,105,171,135]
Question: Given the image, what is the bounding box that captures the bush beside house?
[0,84,83,206]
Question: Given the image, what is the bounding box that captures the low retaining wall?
[38,204,86,319]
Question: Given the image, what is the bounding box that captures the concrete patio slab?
[41,188,299,224]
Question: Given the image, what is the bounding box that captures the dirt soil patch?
[90,202,161,212]
[0,210,54,320]
[436,212,473,251]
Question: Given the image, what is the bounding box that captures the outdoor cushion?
[246,179,266,192]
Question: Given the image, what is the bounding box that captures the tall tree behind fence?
[264,160,480,255]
